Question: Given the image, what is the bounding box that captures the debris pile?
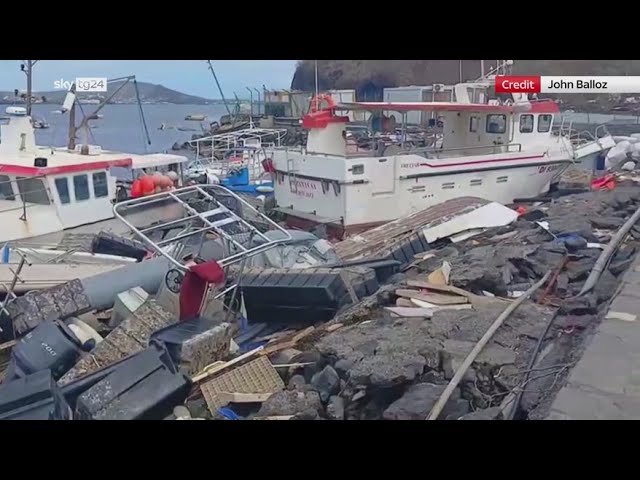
[1,180,640,420]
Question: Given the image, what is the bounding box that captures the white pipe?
[426,270,552,420]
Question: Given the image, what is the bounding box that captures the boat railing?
[0,175,52,222]
[113,185,292,320]
[273,142,523,159]
[190,128,289,164]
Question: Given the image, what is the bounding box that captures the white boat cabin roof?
[335,100,560,114]
[0,108,188,178]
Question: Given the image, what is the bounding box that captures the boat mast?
[207,60,232,116]
[21,60,38,116]
[315,60,319,111]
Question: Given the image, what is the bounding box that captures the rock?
[257,390,323,418]
[590,216,625,230]
[565,257,596,282]
[327,396,345,420]
[449,245,538,295]
[594,270,619,304]
[459,407,503,420]
[443,398,471,420]
[382,383,460,420]
[288,374,308,391]
[186,398,210,419]
[555,273,569,296]
[270,348,303,366]
[609,258,634,276]
[441,353,477,383]
[316,317,430,389]
[310,365,341,402]
[334,358,355,378]
[442,339,517,368]
[559,295,597,315]
[386,272,408,285]
[554,314,596,329]
[173,406,191,419]
[291,351,326,381]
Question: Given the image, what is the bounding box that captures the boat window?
[351,164,364,175]
[92,172,108,198]
[442,182,455,190]
[497,176,508,183]
[538,114,552,133]
[0,175,15,201]
[486,115,506,134]
[16,177,50,205]
[519,114,534,133]
[469,116,480,133]
[73,174,90,201]
[470,179,482,186]
[55,178,71,204]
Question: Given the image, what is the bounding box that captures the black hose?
[507,310,558,420]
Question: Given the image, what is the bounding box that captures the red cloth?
[179,261,226,321]
[591,174,616,191]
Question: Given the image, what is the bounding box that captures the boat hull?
[272,151,571,240]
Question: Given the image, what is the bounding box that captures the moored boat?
[267,82,614,240]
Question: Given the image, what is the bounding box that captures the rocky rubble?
[250,185,640,420]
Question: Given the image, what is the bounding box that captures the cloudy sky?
[0,60,299,98]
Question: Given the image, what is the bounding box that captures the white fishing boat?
[268,80,615,239]
[0,106,189,244]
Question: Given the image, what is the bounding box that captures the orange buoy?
[140,176,155,196]
[131,180,142,198]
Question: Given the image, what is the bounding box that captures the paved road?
[547,254,640,419]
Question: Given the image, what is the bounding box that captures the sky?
[0,60,298,98]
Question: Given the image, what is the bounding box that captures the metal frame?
[113,184,291,272]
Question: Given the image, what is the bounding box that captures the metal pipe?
[578,201,640,296]
[254,88,261,115]
[246,87,253,117]
[426,270,552,420]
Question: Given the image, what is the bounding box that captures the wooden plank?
[385,307,433,318]
[395,288,468,305]
[325,323,343,333]
[406,280,510,306]
[217,392,274,404]
[411,298,472,311]
[396,298,415,307]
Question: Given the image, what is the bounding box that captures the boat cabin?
[0,106,188,243]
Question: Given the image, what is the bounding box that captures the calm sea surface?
[30,103,229,155]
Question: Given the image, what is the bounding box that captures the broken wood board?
[410,298,473,311]
[396,289,468,305]
[192,346,264,383]
[259,326,316,356]
[334,197,490,261]
[217,392,274,404]
[406,280,510,306]
[200,355,284,413]
[396,298,415,307]
[427,261,451,286]
[385,307,433,318]
[325,323,343,333]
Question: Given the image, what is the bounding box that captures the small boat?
[32,118,50,129]
[185,114,207,121]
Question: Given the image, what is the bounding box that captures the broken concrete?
[257,390,323,418]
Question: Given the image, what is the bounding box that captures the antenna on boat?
[314,60,319,111]
[480,60,485,79]
[206,60,232,116]
[20,60,38,117]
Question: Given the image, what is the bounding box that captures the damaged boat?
[268,82,615,239]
